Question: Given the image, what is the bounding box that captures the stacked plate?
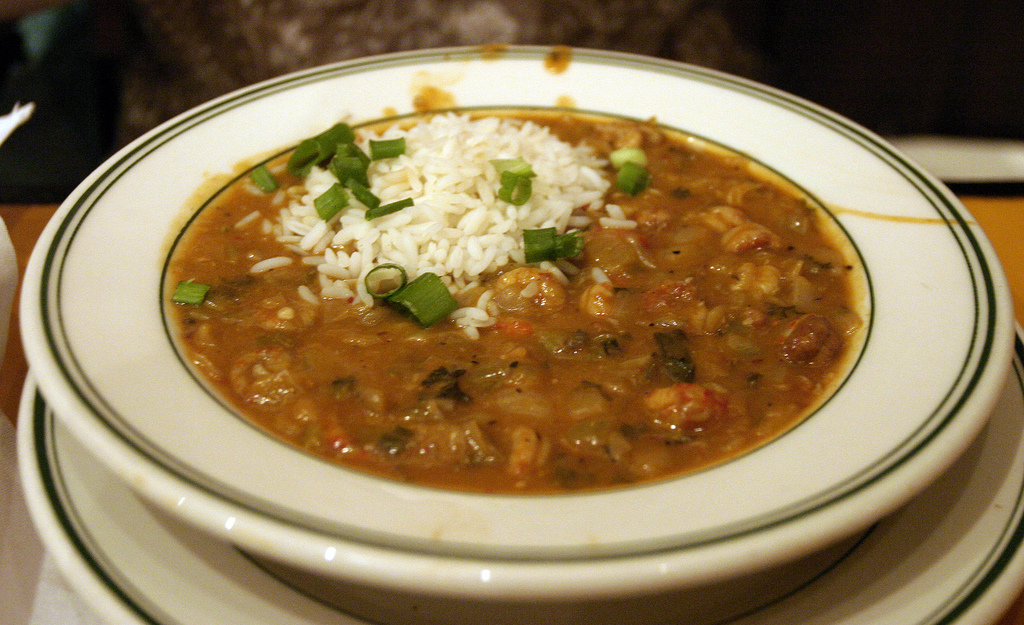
[16,47,1024,624]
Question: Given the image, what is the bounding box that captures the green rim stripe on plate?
[30,332,1024,623]
[33,46,1002,559]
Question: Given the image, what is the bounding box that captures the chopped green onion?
[616,161,650,196]
[365,263,407,298]
[491,158,537,206]
[555,230,584,259]
[287,122,356,177]
[329,154,370,188]
[609,147,647,169]
[314,183,349,221]
[337,141,371,168]
[490,157,535,177]
[319,122,357,148]
[346,178,380,209]
[370,137,406,160]
[498,170,534,206]
[524,227,555,263]
[171,280,210,305]
[365,197,414,220]
[523,227,583,263]
[286,141,322,178]
[250,164,279,192]
[387,272,458,327]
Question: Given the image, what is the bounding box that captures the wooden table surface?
[4,198,1024,623]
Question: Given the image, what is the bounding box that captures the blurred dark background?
[2,0,1022,203]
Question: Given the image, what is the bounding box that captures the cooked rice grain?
[250,256,293,273]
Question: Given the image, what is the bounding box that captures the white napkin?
[0,209,102,621]
[0,100,107,624]
[0,102,34,148]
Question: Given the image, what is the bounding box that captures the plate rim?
[18,45,1018,578]
[16,333,1024,622]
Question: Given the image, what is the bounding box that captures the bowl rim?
[19,45,1017,594]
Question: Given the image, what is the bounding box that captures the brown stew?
[168,112,864,493]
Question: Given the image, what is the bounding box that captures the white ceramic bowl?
[20,46,1016,600]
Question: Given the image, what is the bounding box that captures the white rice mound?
[268,112,620,336]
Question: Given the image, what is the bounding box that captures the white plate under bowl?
[19,46,1015,598]
[17,331,1024,624]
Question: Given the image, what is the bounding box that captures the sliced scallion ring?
[609,147,648,169]
[346,178,381,209]
[314,183,349,221]
[490,157,535,177]
[329,154,370,188]
[492,157,537,206]
[249,164,279,192]
[498,170,534,206]
[370,137,406,160]
[554,230,585,259]
[523,227,583,263]
[387,272,458,327]
[524,227,557,263]
[616,161,650,196]
[365,264,408,298]
[171,280,210,305]
[287,122,356,177]
[365,197,414,220]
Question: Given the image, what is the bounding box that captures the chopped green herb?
[421,366,471,402]
[329,153,370,188]
[654,329,696,383]
[338,141,371,166]
[365,263,407,298]
[287,122,356,177]
[609,147,647,169]
[171,280,210,305]
[616,161,650,195]
[554,230,584,259]
[369,137,406,160]
[498,170,534,205]
[490,157,535,177]
[286,140,323,178]
[249,164,279,192]
[365,197,413,220]
[287,123,410,219]
[492,157,536,206]
[313,183,349,221]
[318,122,357,148]
[523,227,583,263]
[377,426,414,456]
[346,178,381,209]
[387,272,458,327]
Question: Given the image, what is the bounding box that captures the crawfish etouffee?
[167,110,864,493]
